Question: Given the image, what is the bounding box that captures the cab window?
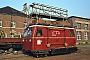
[70,30,75,37]
[36,28,42,36]
[23,27,33,37]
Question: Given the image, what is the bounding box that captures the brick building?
[68,16,90,43]
[0,6,32,38]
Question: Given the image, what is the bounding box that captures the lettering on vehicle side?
[52,31,60,36]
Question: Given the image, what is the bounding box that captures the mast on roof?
[22,2,70,27]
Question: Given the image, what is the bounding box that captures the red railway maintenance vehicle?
[22,2,77,57]
[22,24,77,57]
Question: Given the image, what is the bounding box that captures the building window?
[76,23,81,29]
[84,32,88,40]
[84,24,88,30]
[23,22,27,28]
[0,20,2,27]
[11,21,15,28]
[77,31,81,40]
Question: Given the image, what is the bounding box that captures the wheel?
[13,51,18,54]
[35,54,39,58]
[45,54,47,57]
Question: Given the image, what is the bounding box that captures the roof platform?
[23,2,68,21]
[30,12,67,21]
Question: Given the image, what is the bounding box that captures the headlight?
[22,39,24,42]
[29,39,31,42]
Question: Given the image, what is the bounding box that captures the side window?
[23,22,27,28]
[0,20,2,27]
[11,21,16,28]
[36,28,42,36]
[28,28,32,36]
[70,30,74,37]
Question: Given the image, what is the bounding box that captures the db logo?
[52,31,60,36]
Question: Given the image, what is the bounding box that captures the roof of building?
[68,16,90,20]
[0,6,27,16]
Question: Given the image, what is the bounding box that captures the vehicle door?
[34,27,46,50]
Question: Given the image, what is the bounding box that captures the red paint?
[23,25,76,52]
[0,38,22,45]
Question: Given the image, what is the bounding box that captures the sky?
[0,0,90,18]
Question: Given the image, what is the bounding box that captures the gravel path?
[0,45,90,60]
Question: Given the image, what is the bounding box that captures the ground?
[0,45,90,60]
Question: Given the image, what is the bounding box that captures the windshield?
[23,27,33,37]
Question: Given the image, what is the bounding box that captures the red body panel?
[0,38,22,45]
[23,37,32,50]
[23,25,76,52]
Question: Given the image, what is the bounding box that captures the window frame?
[23,27,33,37]
[70,30,75,37]
[36,28,42,36]
[11,21,16,28]
[77,31,81,40]
[23,22,27,28]
[84,32,88,40]
[84,24,88,30]
[0,20,2,27]
[76,23,81,29]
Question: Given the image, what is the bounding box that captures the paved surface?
[0,45,90,60]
